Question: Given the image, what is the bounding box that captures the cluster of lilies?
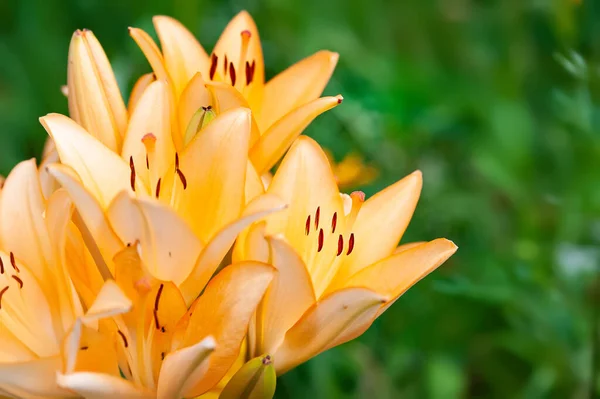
[0,11,456,398]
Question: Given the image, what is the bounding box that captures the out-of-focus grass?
[2,0,600,397]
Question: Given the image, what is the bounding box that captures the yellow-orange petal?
[156,336,216,399]
[46,164,122,273]
[174,108,251,242]
[82,279,133,323]
[179,194,286,306]
[67,29,127,152]
[153,15,210,97]
[0,357,76,398]
[57,372,154,398]
[205,82,260,146]
[265,136,345,296]
[334,170,423,283]
[107,193,202,285]
[122,80,175,187]
[178,72,212,141]
[0,159,52,284]
[128,72,156,114]
[129,27,170,83]
[176,261,274,397]
[211,11,264,107]
[273,287,385,374]
[254,237,316,356]
[245,160,265,204]
[250,95,342,174]
[40,113,141,206]
[257,50,338,131]
[342,238,457,315]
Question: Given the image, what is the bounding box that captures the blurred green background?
[2,0,600,397]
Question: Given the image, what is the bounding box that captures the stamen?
[154,283,164,312]
[11,275,23,289]
[117,330,128,348]
[9,252,19,272]
[337,235,344,256]
[0,286,8,309]
[347,233,355,255]
[175,153,180,169]
[0,257,4,274]
[245,61,255,85]
[315,207,320,229]
[153,309,160,330]
[224,54,228,75]
[146,154,149,169]
[129,156,136,192]
[317,228,324,252]
[176,169,188,190]
[331,212,338,233]
[155,178,162,199]
[238,30,251,85]
[229,62,237,86]
[80,346,89,350]
[209,53,218,80]
[305,215,311,235]
[161,352,166,360]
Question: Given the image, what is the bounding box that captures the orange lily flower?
[66,12,341,179]
[0,159,132,397]
[234,136,458,374]
[39,108,282,397]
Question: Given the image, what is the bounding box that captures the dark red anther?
[0,286,8,309]
[155,178,162,199]
[11,275,23,289]
[146,153,149,169]
[117,330,128,348]
[129,156,136,192]
[9,252,19,272]
[176,169,187,190]
[209,53,218,80]
[315,207,321,229]
[154,283,164,312]
[317,228,324,252]
[331,212,338,233]
[347,233,355,255]
[305,215,311,236]
[245,61,256,85]
[337,235,344,256]
[175,152,180,169]
[153,309,160,330]
[0,257,4,274]
[224,54,228,75]
[229,62,237,86]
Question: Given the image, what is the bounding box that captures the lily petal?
[128,72,156,114]
[108,193,202,284]
[255,236,316,356]
[250,95,343,174]
[57,372,153,399]
[0,357,76,398]
[67,29,127,151]
[265,136,345,296]
[156,336,216,399]
[341,238,457,314]
[0,159,52,284]
[153,15,210,97]
[122,79,175,188]
[273,287,385,374]
[335,170,423,282]
[46,163,122,272]
[258,50,338,131]
[177,261,275,396]
[82,279,133,323]
[129,27,170,83]
[179,194,286,306]
[174,108,250,242]
[40,113,139,206]
[212,11,264,107]
[178,72,211,140]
